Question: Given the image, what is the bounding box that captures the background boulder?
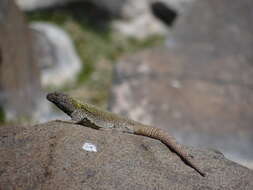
[31,22,81,87]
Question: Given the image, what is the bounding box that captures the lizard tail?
[134,126,206,177]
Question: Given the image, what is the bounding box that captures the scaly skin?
[47,92,206,177]
[134,125,205,177]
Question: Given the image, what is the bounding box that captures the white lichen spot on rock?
[82,142,97,152]
[170,80,182,88]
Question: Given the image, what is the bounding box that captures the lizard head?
[47,92,76,116]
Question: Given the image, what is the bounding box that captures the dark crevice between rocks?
[42,135,57,183]
[150,1,178,26]
[27,1,114,33]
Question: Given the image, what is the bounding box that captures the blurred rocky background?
[109,0,253,169]
[0,0,253,188]
[0,0,44,122]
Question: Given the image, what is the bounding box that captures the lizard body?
[47,92,206,177]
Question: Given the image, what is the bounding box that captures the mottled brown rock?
[1,121,253,189]
[109,0,253,168]
[169,0,253,57]
[0,0,42,120]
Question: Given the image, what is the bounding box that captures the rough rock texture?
[0,0,44,121]
[1,121,253,190]
[109,0,253,168]
[31,22,81,87]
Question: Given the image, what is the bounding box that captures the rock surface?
[1,121,253,189]
[109,0,253,168]
[31,22,81,87]
[0,0,44,121]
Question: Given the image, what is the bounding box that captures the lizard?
[47,92,206,177]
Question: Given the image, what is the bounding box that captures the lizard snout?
[47,92,65,102]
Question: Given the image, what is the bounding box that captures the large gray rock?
[0,0,44,121]
[1,121,253,189]
[110,0,253,168]
[31,22,81,87]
